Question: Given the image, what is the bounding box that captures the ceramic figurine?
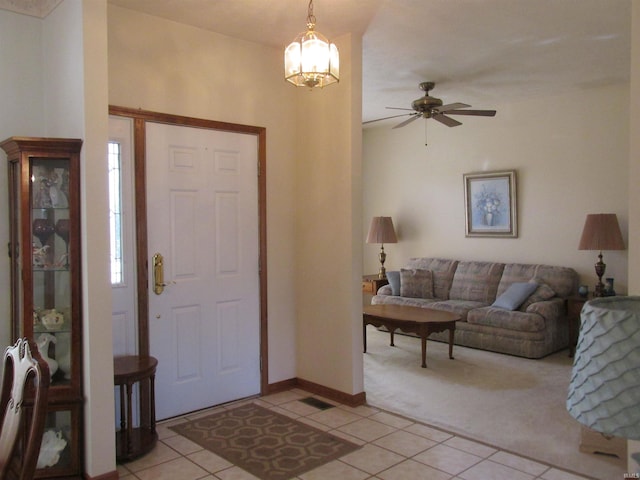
[604,278,616,296]
[40,309,64,331]
[56,333,72,379]
[36,430,67,469]
[36,333,58,380]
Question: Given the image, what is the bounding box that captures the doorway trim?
[108,105,268,395]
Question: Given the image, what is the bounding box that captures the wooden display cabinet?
[2,137,83,479]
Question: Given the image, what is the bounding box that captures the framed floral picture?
[464,170,517,237]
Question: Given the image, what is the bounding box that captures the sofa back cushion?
[449,261,505,303]
[400,268,434,298]
[532,265,577,298]
[405,258,458,299]
[497,263,577,299]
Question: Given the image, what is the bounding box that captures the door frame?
[108,105,268,396]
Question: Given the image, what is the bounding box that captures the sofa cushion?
[519,282,556,311]
[492,282,538,310]
[467,306,545,332]
[400,268,433,299]
[386,271,401,295]
[496,263,539,296]
[531,265,577,298]
[449,261,505,303]
[496,263,576,299]
[426,300,487,322]
[405,258,458,299]
[371,295,438,309]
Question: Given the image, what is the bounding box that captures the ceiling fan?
[364,81,497,129]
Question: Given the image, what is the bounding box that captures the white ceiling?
[3,0,630,127]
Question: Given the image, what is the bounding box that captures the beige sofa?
[371,257,578,358]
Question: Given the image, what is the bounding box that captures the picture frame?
[464,170,517,237]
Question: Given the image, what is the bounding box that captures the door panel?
[146,122,260,420]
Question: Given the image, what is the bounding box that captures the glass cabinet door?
[35,405,82,477]
[30,158,73,386]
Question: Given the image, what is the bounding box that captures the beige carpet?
[363,325,626,479]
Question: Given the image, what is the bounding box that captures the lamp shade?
[578,213,625,251]
[567,297,640,440]
[366,217,397,244]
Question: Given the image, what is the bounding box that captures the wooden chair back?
[0,338,50,480]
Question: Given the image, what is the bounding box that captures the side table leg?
[363,319,367,353]
[421,334,427,368]
[126,382,133,456]
[150,374,157,434]
[448,326,455,359]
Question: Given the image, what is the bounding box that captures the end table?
[567,294,592,357]
[362,274,389,295]
[114,355,158,462]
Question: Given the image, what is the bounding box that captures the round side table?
[114,355,158,462]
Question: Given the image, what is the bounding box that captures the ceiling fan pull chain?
[424,118,428,146]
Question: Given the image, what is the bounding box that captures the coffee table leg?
[448,325,455,359]
[421,334,427,368]
[363,318,367,353]
[389,328,396,347]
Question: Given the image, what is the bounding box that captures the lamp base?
[593,281,606,297]
[593,252,606,297]
[378,245,387,279]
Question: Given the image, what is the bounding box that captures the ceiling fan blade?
[445,109,497,117]
[432,113,462,127]
[362,113,415,125]
[392,114,422,129]
[436,102,470,113]
[385,107,414,111]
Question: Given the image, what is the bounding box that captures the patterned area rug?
[169,403,360,480]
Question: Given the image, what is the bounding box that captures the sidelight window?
[108,141,124,285]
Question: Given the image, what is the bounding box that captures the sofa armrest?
[525,297,564,319]
[377,284,393,296]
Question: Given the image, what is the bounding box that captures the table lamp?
[366,216,397,279]
[578,213,625,297]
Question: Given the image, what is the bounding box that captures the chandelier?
[284,0,339,88]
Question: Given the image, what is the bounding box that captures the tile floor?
[117,388,592,480]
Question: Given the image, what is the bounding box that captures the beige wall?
[363,83,629,293]
[0,11,45,349]
[294,34,364,394]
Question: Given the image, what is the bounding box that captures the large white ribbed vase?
[566,296,640,440]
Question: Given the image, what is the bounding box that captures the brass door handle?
[152,253,173,295]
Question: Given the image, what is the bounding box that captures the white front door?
[146,122,261,420]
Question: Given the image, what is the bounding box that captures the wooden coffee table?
[363,304,461,368]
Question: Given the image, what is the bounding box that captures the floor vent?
[299,397,334,410]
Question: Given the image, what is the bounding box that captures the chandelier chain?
[306,0,316,28]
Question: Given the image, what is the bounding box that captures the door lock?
[152,253,173,295]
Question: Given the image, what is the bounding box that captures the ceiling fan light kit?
[364,82,497,141]
[284,0,339,88]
